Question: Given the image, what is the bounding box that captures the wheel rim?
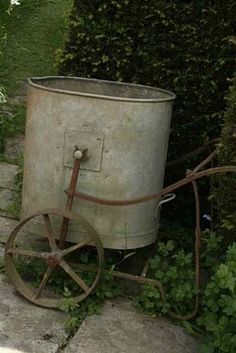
[5,208,104,309]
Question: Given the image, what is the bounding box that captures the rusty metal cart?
[5,144,236,320]
[4,77,236,320]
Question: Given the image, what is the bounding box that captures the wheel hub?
[47,253,62,268]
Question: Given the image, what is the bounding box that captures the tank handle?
[154,193,176,219]
[73,146,88,160]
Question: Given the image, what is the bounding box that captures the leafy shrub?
[136,240,196,315]
[136,231,224,315]
[198,243,236,353]
[56,0,235,163]
[136,233,236,353]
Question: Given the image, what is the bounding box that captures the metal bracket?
[64,129,104,172]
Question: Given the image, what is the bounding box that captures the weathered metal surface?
[22,76,175,249]
[5,208,104,308]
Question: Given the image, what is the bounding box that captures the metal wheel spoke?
[60,260,90,294]
[6,248,48,259]
[32,267,52,300]
[61,239,92,257]
[43,214,57,250]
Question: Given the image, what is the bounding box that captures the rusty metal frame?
[64,148,236,320]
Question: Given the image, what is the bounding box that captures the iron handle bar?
[65,165,236,206]
[59,147,88,249]
[65,140,220,207]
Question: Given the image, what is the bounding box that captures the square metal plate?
[64,129,104,172]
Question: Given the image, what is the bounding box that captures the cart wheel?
[5,208,104,309]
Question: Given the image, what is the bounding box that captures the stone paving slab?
[0,189,15,212]
[0,163,19,190]
[0,216,18,245]
[0,274,68,353]
[4,136,25,161]
[0,162,20,215]
[64,299,199,353]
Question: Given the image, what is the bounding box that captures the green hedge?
[56,0,235,163]
[216,75,236,242]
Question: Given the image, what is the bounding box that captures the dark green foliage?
[216,76,236,242]
[56,0,235,162]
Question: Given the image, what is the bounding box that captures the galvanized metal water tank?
[22,77,175,249]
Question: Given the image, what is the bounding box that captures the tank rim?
[28,76,176,103]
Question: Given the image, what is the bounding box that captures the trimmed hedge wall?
[56,0,235,163]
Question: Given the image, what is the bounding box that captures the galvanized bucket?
[22,77,175,249]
